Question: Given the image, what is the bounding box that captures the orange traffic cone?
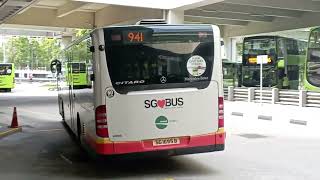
[10,107,19,128]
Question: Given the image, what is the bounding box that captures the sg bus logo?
[145,98,184,109]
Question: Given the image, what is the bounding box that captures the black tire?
[61,101,65,121]
[77,113,82,142]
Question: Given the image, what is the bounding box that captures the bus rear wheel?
[4,88,11,92]
[61,101,65,121]
[77,113,82,143]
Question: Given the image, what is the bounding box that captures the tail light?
[95,105,109,137]
[218,97,224,128]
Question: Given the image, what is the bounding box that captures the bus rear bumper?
[85,129,225,156]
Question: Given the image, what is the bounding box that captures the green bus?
[66,62,90,89]
[242,36,307,89]
[0,63,15,92]
[223,61,242,88]
[305,27,320,91]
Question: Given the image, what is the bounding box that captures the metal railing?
[225,86,320,108]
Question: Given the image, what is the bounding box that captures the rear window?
[243,37,276,66]
[0,64,13,75]
[104,25,214,94]
[68,63,86,73]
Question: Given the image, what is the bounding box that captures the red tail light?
[95,105,109,137]
[218,97,224,128]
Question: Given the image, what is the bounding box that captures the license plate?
[153,137,180,146]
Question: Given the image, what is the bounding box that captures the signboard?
[257,55,269,64]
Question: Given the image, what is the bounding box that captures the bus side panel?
[0,76,14,89]
[58,86,71,125]
[73,88,95,137]
[83,29,111,140]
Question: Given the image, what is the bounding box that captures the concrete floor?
[0,83,320,180]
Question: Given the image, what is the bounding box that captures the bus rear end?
[0,63,14,92]
[242,36,277,87]
[67,62,88,88]
[88,25,225,156]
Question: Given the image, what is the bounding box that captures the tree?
[6,37,31,69]
[5,36,61,70]
[68,29,92,63]
[75,29,90,38]
[37,38,61,69]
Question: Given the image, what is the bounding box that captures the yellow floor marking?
[0,127,22,137]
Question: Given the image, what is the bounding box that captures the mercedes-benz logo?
[160,76,167,84]
[106,89,115,98]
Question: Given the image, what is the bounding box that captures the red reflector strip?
[95,105,109,138]
[96,119,107,123]
[218,97,224,128]
[97,125,108,128]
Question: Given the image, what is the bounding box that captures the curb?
[0,127,22,139]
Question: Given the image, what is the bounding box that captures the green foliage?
[5,37,61,70]
[66,30,92,63]
[75,29,91,38]
[69,39,91,63]
[236,42,243,56]
[0,45,3,62]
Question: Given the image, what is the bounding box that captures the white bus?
[51,24,225,157]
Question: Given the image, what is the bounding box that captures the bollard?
[272,88,279,104]
[299,90,307,107]
[248,87,255,102]
[228,86,234,101]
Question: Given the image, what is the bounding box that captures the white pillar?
[231,38,237,62]
[222,37,237,62]
[223,38,232,62]
[165,10,184,24]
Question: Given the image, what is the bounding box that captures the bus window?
[0,64,12,75]
[105,27,214,94]
[243,37,276,66]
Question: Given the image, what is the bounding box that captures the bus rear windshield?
[69,63,86,73]
[104,26,214,94]
[243,37,276,66]
[0,64,13,75]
